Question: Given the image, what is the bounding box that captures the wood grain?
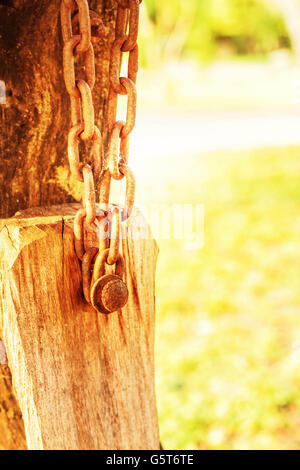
[0,203,159,449]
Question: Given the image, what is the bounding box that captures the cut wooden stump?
[0,203,159,450]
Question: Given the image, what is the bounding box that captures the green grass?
[155,146,300,450]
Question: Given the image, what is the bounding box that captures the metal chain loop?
[107,120,129,180]
[110,35,138,94]
[95,212,109,253]
[82,247,98,302]
[119,77,137,138]
[73,207,87,260]
[92,249,125,286]
[61,0,91,54]
[99,165,135,221]
[72,10,106,44]
[121,0,140,52]
[115,6,128,39]
[107,207,121,265]
[67,124,102,182]
[82,164,96,224]
[119,163,136,220]
[77,79,95,140]
[63,36,95,98]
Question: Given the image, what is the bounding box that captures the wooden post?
[0,0,156,449]
[0,203,160,449]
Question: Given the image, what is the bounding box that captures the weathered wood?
[0,0,119,448]
[0,364,26,450]
[0,203,159,450]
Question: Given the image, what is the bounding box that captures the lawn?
[154,146,300,450]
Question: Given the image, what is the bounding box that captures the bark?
[0,0,116,218]
[0,0,119,450]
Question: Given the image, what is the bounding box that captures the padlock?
[90,248,128,314]
[90,273,128,314]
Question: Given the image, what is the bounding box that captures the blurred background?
[130,0,300,450]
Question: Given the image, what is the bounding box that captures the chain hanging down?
[99,0,139,255]
[61,0,102,237]
[61,0,142,314]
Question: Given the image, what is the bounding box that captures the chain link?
[92,249,125,286]
[107,120,129,180]
[72,10,107,44]
[82,164,96,224]
[110,35,138,94]
[107,207,121,265]
[121,0,140,52]
[82,247,98,302]
[61,0,91,53]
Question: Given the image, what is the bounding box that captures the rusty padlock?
[90,248,128,314]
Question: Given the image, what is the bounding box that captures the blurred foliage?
[155,146,300,449]
[140,0,290,66]
[137,0,300,450]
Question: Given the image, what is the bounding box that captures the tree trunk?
[0,0,126,450]
[0,0,116,218]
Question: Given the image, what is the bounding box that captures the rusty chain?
[61,0,142,314]
[95,0,140,313]
[103,0,139,214]
[61,0,102,225]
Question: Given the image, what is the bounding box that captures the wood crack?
[3,225,17,253]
